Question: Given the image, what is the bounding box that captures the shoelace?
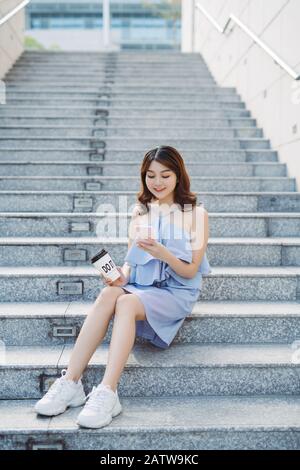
[84,386,114,412]
[46,377,68,399]
[45,370,76,399]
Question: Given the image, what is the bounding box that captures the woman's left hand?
[136,238,168,262]
[100,266,129,287]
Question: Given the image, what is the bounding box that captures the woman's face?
[145,160,177,204]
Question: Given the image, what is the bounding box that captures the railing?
[0,0,30,28]
[195,2,300,81]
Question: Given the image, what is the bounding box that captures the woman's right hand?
[100,266,129,287]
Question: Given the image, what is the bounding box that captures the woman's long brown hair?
[136,146,201,213]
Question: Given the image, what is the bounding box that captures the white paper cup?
[90,249,121,281]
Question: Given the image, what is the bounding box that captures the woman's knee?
[114,294,146,320]
[95,286,127,304]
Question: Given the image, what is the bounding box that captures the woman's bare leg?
[64,286,128,382]
[100,294,146,392]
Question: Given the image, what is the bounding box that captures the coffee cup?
[90,249,121,281]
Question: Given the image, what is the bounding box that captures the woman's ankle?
[64,371,81,383]
[100,381,117,393]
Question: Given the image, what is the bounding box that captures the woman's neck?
[151,197,175,207]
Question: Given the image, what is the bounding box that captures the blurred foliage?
[24,36,45,50]
[142,0,181,21]
[25,36,61,51]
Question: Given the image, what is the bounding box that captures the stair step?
[0,126,263,139]
[17,60,206,65]
[18,51,205,56]
[4,99,246,110]
[7,73,214,80]
[0,137,271,150]
[1,300,300,346]
[0,236,299,266]
[0,176,293,192]
[0,396,300,452]
[10,62,211,68]
[1,342,299,399]
[8,69,212,74]
[0,161,285,176]
[0,117,257,128]
[0,106,251,117]
[13,65,211,70]
[1,212,298,237]
[0,149,278,162]
[5,84,237,92]
[6,87,238,95]
[5,78,217,87]
[0,266,299,302]
[6,93,242,103]
[8,63,212,68]
[1,191,299,213]
[0,395,299,450]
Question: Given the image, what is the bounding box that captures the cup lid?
[90,248,107,263]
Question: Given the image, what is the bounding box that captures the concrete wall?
[0,0,26,80]
[182,0,300,191]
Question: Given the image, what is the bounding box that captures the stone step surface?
[0,126,263,139]
[4,100,246,109]
[1,342,299,399]
[0,395,299,450]
[7,73,206,80]
[5,87,238,95]
[1,191,299,213]
[5,77,217,86]
[5,84,235,93]
[0,265,299,302]
[9,61,211,67]
[0,106,252,117]
[0,176,293,192]
[0,149,278,162]
[0,117,257,127]
[1,300,300,346]
[0,161,289,175]
[0,138,272,150]
[0,236,299,266]
[13,64,211,69]
[1,212,299,237]
[5,93,243,103]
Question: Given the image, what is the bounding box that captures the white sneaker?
[76,383,122,429]
[34,369,87,416]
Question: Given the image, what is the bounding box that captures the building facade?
[25,0,181,50]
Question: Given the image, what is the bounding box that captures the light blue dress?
[120,204,212,349]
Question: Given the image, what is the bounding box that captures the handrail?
[0,0,30,28]
[195,2,300,81]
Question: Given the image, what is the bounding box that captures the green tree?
[142,0,181,48]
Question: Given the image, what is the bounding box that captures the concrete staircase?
[0,51,300,450]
